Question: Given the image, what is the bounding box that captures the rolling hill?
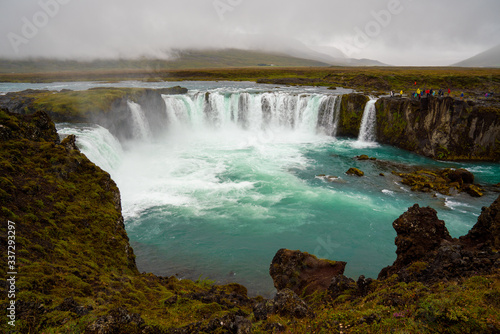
[454,44,500,68]
[0,47,388,75]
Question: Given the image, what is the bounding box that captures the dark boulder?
[392,204,452,268]
[447,168,475,185]
[252,288,313,321]
[270,249,346,297]
[61,134,78,151]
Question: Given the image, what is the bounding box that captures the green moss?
[407,261,428,274]
[393,167,483,197]
[338,94,370,137]
[30,88,145,119]
[375,99,409,147]
[346,167,365,177]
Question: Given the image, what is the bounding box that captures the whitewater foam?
[56,123,123,174]
[356,98,378,145]
[127,101,152,141]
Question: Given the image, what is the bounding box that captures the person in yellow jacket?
[400,90,403,97]
[417,88,421,98]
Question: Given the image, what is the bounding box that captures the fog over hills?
[454,44,500,68]
[2,0,500,66]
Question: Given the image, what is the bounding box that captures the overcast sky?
[1,0,499,66]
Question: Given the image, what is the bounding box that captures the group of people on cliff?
[389,81,495,100]
[413,88,449,99]
[390,87,452,99]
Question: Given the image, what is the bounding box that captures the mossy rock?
[394,167,483,197]
[466,184,484,197]
[337,94,370,137]
[346,168,364,177]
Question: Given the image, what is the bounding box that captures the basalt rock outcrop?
[379,196,500,283]
[375,96,500,161]
[269,195,500,307]
[270,248,347,297]
[461,194,500,249]
[253,288,314,321]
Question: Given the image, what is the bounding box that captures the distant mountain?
[0,50,331,74]
[341,58,388,66]
[453,44,500,68]
[167,48,332,68]
[0,47,387,74]
[209,34,386,67]
[170,47,387,67]
[306,45,388,67]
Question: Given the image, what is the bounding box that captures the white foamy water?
[56,123,123,174]
[127,101,152,141]
[355,98,378,147]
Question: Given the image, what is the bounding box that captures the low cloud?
[1,0,499,65]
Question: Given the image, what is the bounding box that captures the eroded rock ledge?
[270,195,500,300]
[378,198,500,282]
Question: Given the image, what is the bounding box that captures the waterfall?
[358,99,378,142]
[127,101,152,140]
[317,95,341,136]
[161,91,337,135]
[56,123,123,174]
